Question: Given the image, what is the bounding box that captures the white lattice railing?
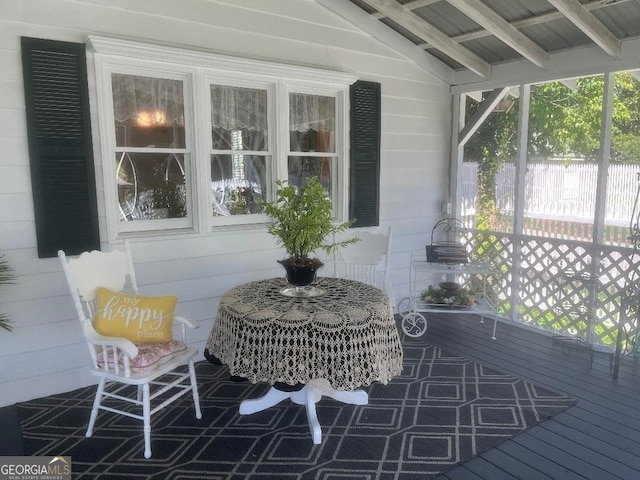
[461,230,640,351]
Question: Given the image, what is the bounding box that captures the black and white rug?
[18,342,576,479]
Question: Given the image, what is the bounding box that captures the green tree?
[464,73,640,230]
[611,73,640,163]
[464,94,518,230]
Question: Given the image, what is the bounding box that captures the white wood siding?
[0,0,450,406]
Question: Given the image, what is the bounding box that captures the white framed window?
[286,85,347,215]
[89,36,357,239]
[110,70,194,231]
[206,78,274,226]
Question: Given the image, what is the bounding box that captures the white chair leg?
[137,385,143,403]
[188,360,202,419]
[86,378,105,438]
[142,383,151,459]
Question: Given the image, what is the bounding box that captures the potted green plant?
[421,282,479,308]
[262,177,358,286]
[0,253,15,332]
[152,180,186,219]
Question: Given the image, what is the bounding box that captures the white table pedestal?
[239,379,368,444]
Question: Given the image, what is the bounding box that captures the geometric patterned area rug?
[18,341,576,480]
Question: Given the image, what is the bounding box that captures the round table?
[206,276,403,443]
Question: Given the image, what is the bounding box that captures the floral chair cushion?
[96,340,187,374]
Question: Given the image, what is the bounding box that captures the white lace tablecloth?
[206,277,403,390]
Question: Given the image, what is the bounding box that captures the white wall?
[0,0,451,407]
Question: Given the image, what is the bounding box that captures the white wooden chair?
[334,227,394,306]
[58,241,202,458]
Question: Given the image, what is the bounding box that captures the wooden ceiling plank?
[547,0,621,58]
[444,0,549,69]
[362,0,491,78]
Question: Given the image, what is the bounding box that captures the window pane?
[525,77,602,241]
[288,156,332,193]
[116,152,187,221]
[289,93,335,153]
[112,73,185,148]
[210,154,267,216]
[210,85,268,151]
[462,93,518,233]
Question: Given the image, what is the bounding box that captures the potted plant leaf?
[262,177,358,287]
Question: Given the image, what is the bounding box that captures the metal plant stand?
[399,218,498,339]
[550,269,599,369]
[611,171,640,379]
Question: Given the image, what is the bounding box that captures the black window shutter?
[21,37,99,258]
[350,80,381,227]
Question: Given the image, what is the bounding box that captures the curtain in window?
[210,85,268,152]
[289,93,335,152]
[112,74,184,125]
[289,93,334,132]
[210,85,268,132]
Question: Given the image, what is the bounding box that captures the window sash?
[205,78,274,226]
[286,86,346,217]
[99,65,195,235]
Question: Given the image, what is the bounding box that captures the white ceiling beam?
[452,36,640,93]
[458,87,510,147]
[444,0,549,69]
[316,0,454,83]
[425,0,630,47]
[372,0,439,19]
[361,0,491,78]
[547,0,621,58]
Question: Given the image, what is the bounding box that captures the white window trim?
[87,36,358,240]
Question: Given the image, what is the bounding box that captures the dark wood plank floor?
[422,312,640,480]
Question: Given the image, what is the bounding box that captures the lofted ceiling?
[319,0,640,88]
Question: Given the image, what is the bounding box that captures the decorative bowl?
[438,281,461,293]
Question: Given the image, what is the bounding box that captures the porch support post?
[510,84,531,321]
[588,72,614,344]
[450,92,465,217]
[593,72,614,245]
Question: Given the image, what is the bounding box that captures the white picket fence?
[462,162,639,226]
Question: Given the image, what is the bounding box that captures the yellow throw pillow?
[93,287,178,344]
